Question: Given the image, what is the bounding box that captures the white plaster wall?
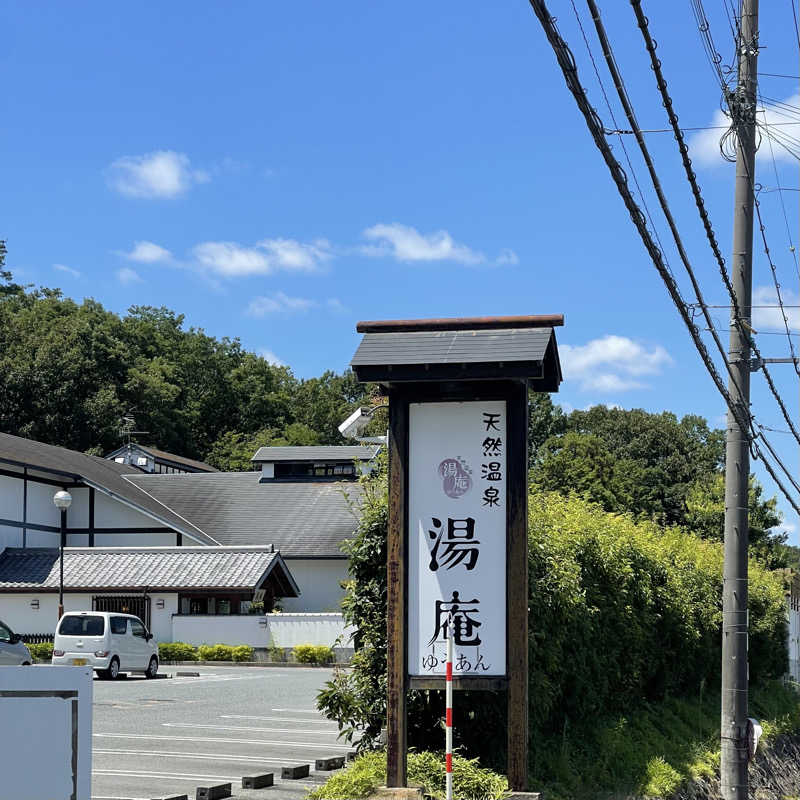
[170,612,354,648]
[281,559,348,612]
[67,488,90,528]
[93,492,161,528]
[26,481,68,527]
[265,613,354,648]
[65,534,91,547]
[0,594,95,636]
[149,593,178,642]
[26,530,60,548]
[172,614,270,646]
[0,474,24,518]
[0,524,23,550]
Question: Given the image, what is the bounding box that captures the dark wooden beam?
[386,387,409,788]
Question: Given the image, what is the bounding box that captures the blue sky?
[2,2,798,538]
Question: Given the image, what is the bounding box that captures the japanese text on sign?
[408,401,507,677]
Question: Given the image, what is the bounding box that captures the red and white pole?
[446,617,454,800]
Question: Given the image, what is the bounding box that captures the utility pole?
[721,0,759,796]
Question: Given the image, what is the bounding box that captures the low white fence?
[170,612,354,649]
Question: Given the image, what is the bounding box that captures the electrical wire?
[524,0,800,515]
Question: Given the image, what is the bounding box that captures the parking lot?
[91,665,351,800]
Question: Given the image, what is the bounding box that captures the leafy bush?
[232,645,254,662]
[307,750,509,800]
[25,641,53,661]
[247,601,264,615]
[294,644,334,664]
[317,474,789,779]
[197,644,235,661]
[158,642,197,662]
[268,643,284,662]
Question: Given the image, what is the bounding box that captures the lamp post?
[53,490,72,621]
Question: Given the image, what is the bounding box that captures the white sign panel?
[408,400,506,677]
[0,666,93,800]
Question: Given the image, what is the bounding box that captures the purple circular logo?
[438,457,473,498]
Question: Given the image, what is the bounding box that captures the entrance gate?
[92,595,151,629]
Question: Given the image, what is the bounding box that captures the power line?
[524,0,800,518]
[638,0,800,442]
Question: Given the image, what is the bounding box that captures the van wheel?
[145,656,159,679]
[101,656,120,680]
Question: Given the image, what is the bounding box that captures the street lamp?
[53,490,72,621]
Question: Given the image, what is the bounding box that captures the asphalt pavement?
[90,665,351,800]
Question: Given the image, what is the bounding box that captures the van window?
[0,623,11,643]
[130,619,146,639]
[58,616,105,636]
[110,617,127,635]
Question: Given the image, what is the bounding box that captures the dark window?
[0,624,11,643]
[274,462,356,478]
[110,617,127,635]
[58,615,105,636]
[130,619,147,639]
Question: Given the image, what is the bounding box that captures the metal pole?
[58,508,66,621]
[721,1,759,796]
[446,617,454,800]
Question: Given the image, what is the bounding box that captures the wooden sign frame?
[385,380,529,792]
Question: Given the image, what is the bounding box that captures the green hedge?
[25,642,54,661]
[294,644,334,664]
[158,642,198,662]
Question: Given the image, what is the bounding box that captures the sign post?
[350,315,563,794]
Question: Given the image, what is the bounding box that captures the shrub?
[158,642,197,662]
[247,601,264,615]
[307,750,509,800]
[232,645,254,662]
[293,644,318,663]
[268,643,284,662]
[25,641,53,661]
[294,644,334,664]
[197,644,235,661]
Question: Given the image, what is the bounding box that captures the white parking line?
[221,714,338,725]
[163,722,343,739]
[272,707,322,713]
[93,747,296,766]
[95,732,350,750]
[93,769,236,781]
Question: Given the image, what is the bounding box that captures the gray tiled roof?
[251,445,381,463]
[124,472,362,557]
[0,433,217,546]
[350,328,553,365]
[0,546,299,595]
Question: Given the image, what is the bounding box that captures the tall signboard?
[350,315,563,795]
[408,401,506,678]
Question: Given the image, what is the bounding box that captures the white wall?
[93,492,162,528]
[171,612,354,648]
[0,524,22,550]
[0,474,24,518]
[93,532,176,547]
[0,593,175,641]
[282,559,348,612]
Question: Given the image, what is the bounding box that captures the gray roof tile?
[124,472,362,557]
[0,546,299,595]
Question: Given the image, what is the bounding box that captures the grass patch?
[531,681,800,799]
[307,750,509,800]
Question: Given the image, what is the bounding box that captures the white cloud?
[193,238,331,277]
[259,349,285,366]
[752,285,800,331]
[689,93,800,166]
[495,248,519,266]
[124,241,172,263]
[247,292,317,316]
[53,263,81,279]
[362,223,487,265]
[117,267,142,285]
[326,298,347,312]
[560,335,673,392]
[107,150,209,198]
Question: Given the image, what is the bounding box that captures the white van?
[52,611,159,679]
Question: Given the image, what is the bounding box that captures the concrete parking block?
[151,795,188,800]
[196,783,232,800]
[176,670,201,677]
[281,764,310,779]
[241,772,274,789]
[315,756,345,771]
